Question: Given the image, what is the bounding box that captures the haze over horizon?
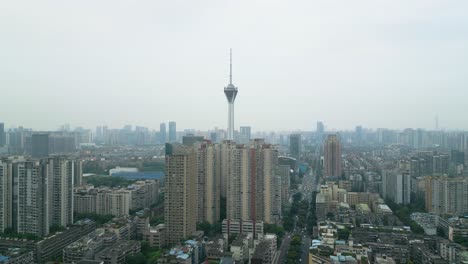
[1,1,468,131]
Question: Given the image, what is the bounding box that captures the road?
[276,233,291,264]
[301,233,310,264]
[278,167,318,264]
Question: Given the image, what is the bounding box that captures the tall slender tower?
[224,49,238,140]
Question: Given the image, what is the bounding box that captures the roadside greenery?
[386,199,425,234]
[454,235,468,247]
[0,228,39,241]
[196,221,222,237]
[74,212,114,226]
[264,223,285,247]
[285,235,302,264]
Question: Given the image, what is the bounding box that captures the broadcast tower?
[224,49,238,141]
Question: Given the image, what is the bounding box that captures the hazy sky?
[1,1,468,132]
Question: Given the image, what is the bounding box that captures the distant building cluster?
[0,125,92,156]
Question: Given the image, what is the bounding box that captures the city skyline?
[2,1,468,131]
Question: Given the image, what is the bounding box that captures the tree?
[126,253,146,264]
[197,221,212,235]
[337,228,350,240]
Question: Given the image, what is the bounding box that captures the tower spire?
[229,48,232,85]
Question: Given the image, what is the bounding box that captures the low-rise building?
[94,240,141,264]
[222,219,264,240]
[144,224,166,248]
[230,233,251,263]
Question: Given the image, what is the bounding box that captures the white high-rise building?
[12,160,50,237]
[47,157,74,227]
[382,170,411,205]
[0,157,81,237]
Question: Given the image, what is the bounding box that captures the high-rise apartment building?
[316,121,324,141]
[32,133,50,158]
[47,157,74,227]
[250,139,280,223]
[289,134,301,161]
[168,122,177,143]
[226,144,250,221]
[239,126,251,145]
[0,157,81,237]
[226,140,280,223]
[0,161,11,232]
[355,125,363,143]
[195,141,219,224]
[12,160,49,237]
[382,170,411,205]
[96,189,130,216]
[0,123,5,146]
[425,176,468,216]
[164,143,197,244]
[159,123,167,144]
[74,160,83,186]
[323,134,342,178]
[278,165,290,205]
[217,140,235,198]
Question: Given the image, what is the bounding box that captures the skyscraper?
[0,123,5,146]
[159,123,166,144]
[425,176,468,216]
[382,170,411,205]
[289,134,301,160]
[0,161,11,232]
[0,157,80,237]
[224,49,238,141]
[195,141,219,224]
[12,160,49,237]
[32,133,50,158]
[217,140,236,198]
[164,143,196,244]
[225,139,280,224]
[226,144,250,221]
[47,157,74,227]
[323,134,342,178]
[168,121,176,143]
[239,126,251,145]
[316,121,324,141]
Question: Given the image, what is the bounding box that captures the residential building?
[239,126,251,145]
[195,141,219,224]
[31,133,49,158]
[289,134,301,160]
[164,143,197,245]
[168,122,176,143]
[159,123,166,144]
[425,176,468,216]
[47,157,74,227]
[323,135,342,178]
[382,170,411,205]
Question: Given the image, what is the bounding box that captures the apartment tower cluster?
[0,156,81,237]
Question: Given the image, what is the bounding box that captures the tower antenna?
[229,48,232,85]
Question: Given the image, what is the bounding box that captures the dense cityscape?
[2,2,468,264]
[0,52,468,263]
